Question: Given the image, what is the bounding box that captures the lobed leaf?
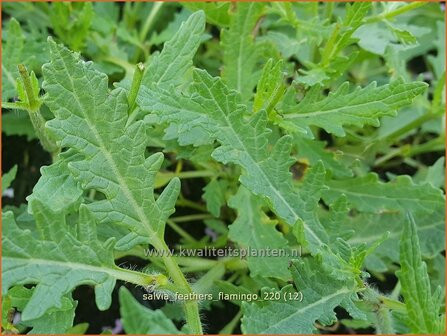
[139,69,329,254]
[278,80,427,137]
[241,257,361,334]
[322,173,445,214]
[42,39,180,249]
[396,214,445,334]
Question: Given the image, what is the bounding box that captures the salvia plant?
[1,1,445,335]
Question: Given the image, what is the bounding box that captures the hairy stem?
[153,239,203,334]
[18,65,59,158]
[375,306,395,334]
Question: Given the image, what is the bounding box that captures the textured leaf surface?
[119,287,180,334]
[279,80,427,137]
[203,179,228,217]
[43,40,180,249]
[228,187,291,280]
[2,205,118,321]
[26,157,83,214]
[5,286,76,334]
[294,135,352,178]
[2,18,47,101]
[396,215,445,334]
[140,70,329,253]
[241,257,358,334]
[323,174,445,214]
[221,2,265,101]
[2,19,25,100]
[345,211,445,272]
[253,58,285,113]
[143,11,205,88]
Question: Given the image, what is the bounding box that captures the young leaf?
[2,204,160,321]
[278,80,427,137]
[183,2,231,27]
[241,257,361,333]
[2,19,28,100]
[49,2,93,51]
[396,214,445,334]
[221,2,265,101]
[322,174,445,214]
[119,287,181,334]
[143,10,205,88]
[253,58,285,113]
[2,165,17,194]
[42,39,180,249]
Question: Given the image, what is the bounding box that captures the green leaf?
[322,174,445,214]
[228,187,291,281]
[413,157,445,189]
[119,287,181,334]
[396,214,445,334]
[2,18,24,100]
[2,111,36,140]
[9,286,76,334]
[221,2,265,101]
[26,157,83,215]
[49,2,93,51]
[278,80,427,137]
[183,2,231,27]
[43,39,180,250]
[143,11,205,88]
[202,178,228,217]
[139,70,329,254]
[344,210,445,272]
[294,135,352,178]
[241,257,361,333]
[2,165,17,194]
[2,205,116,321]
[253,58,285,113]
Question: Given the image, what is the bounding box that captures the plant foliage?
[1,2,445,335]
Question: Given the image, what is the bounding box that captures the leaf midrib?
[4,256,144,285]
[55,46,158,242]
[202,79,324,247]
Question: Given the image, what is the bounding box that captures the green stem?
[407,136,445,156]
[383,112,438,141]
[171,214,214,223]
[366,2,426,23]
[167,219,197,243]
[113,265,169,288]
[375,306,395,334]
[140,2,164,42]
[127,63,145,114]
[18,64,40,111]
[177,198,208,212]
[219,310,242,334]
[153,239,203,334]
